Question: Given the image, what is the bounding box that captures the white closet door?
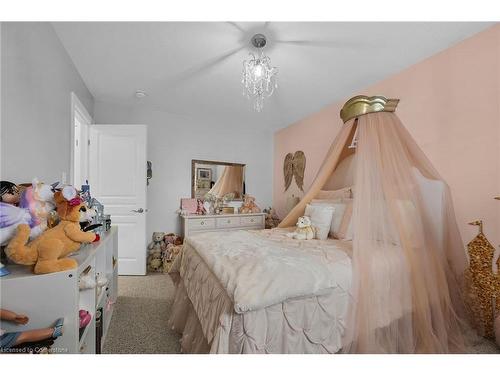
[89,125,147,275]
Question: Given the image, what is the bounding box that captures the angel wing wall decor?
[283,151,306,191]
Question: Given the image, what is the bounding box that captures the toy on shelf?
[0,181,21,206]
[78,310,92,339]
[239,194,261,214]
[0,179,58,246]
[96,271,108,296]
[0,261,10,277]
[6,186,99,274]
[80,180,91,205]
[19,178,58,238]
[79,310,91,329]
[89,198,105,235]
[0,203,32,246]
[78,265,96,290]
[0,309,64,353]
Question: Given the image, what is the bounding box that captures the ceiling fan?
[146,22,369,112]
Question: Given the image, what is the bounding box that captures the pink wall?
[274,25,500,246]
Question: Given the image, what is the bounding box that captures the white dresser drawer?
[182,213,265,237]
[190,218,216,230]
[216,216,241,228]
[241,215,264,226]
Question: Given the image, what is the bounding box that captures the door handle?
[131,208,144,213]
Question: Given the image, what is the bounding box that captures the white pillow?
[310,199,346,238]
[304,204,335,240]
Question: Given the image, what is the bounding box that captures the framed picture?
[197,168,211,181]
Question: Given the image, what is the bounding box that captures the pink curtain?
[279,111,468,353]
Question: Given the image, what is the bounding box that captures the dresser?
[181,212,266,237]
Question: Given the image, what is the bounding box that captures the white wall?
[94,100,273,236]
[1,22,94,183]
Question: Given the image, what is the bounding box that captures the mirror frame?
[191,159,246,200]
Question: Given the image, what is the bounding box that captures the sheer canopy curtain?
[279,111,469,353]
[208,165,244,198]
[343,112,467,353]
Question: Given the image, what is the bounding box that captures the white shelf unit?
[0,227,118,354]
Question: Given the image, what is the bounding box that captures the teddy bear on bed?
[6,186,99,274]
[287,216,316,240]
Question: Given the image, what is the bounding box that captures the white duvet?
[184,229,352,314]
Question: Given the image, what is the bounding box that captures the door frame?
[70,92,93,186]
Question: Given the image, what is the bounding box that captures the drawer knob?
[251,219,254,222]
[200,221,204,225]
[227,220,230,223]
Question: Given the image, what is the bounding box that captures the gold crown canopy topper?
[340,95,400,123]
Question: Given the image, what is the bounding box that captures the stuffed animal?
[163,232,182,245]
[239,195,261,214]
[263,207,281,229]
[147,232,166,272]
[163,244,183,273]
[6,186,98,274]
[287,216,315,240]
[0,203,33,246]
[0,179,57,246]
[163,232,177,246]
[0,181,21,206]
[19,178,58,238]
[95,271,108,296]
[148,252,163,272]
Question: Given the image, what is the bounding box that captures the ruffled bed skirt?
[168,277,347,354]
[168,280,211,354]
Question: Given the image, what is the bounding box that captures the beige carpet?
[103,273,499,354]
[103,273,181,354]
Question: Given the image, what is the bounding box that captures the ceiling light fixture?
[135,90,147,98]
[242,34,278,112]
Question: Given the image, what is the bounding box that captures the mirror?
[191,159,245,200]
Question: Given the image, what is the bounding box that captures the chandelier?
[241,34,278,112]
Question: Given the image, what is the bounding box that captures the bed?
[168,228,353,354]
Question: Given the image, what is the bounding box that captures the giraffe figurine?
[464,219,500,339]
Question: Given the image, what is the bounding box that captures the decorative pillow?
[335,198,353,240]
[304,204,335,240]
[316,187,352,200]
[310,199,345,237]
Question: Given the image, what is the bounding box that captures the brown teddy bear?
[147,232,166,272]
[6,186,98,274]
[239,195,261,214]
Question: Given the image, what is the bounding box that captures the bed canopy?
[279,95,469,353]
[208,165,244,199]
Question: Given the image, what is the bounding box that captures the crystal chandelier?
[241,34,278,112]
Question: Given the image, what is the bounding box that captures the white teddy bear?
[287,216,316,240]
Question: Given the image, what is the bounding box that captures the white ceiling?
[52,22,494,130]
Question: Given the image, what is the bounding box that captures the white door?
[89,125,147,275]
[71,92,92,187]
